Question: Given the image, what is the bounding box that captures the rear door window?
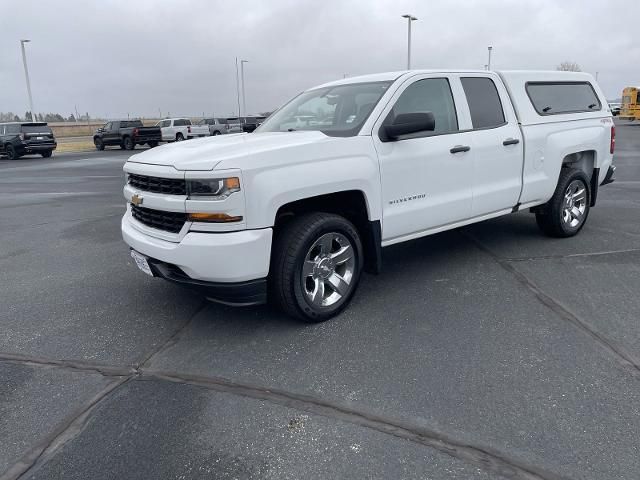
[526,82,601,115]
[461,77,506,128]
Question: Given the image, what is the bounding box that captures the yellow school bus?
[620,87,640,120]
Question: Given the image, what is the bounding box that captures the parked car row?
[0,115,269,159]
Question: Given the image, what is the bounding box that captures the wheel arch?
[273,190,382,274]
[561,149,598,206]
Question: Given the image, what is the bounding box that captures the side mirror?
[382,112,435,141]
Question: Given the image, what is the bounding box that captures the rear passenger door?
[460,75,523,216]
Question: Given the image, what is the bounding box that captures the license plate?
[130,250,154,276]
[36,136,44,140]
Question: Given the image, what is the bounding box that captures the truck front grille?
[131,205,187,233]
[128,174,186,195]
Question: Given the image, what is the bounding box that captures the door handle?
[450,145,471,154]
[503,138,520,146]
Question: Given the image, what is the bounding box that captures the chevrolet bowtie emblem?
[131,193,144,206]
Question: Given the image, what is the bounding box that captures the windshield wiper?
[542,106,552,112]
[287,128,296,132]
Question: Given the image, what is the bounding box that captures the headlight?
[187,177,240,200]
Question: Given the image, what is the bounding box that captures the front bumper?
[148,257,267,305]
[122,214,272,284]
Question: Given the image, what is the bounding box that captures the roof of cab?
[311,69,495,90]
[311,69,596,91]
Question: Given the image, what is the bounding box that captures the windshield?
[257,81,392,137]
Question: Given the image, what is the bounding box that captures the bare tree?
[556,61,581,72]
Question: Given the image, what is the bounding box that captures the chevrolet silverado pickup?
[157,118,210,142]
[94,120,161,150]
[121,70,616,322]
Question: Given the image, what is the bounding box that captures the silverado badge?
[131,193,144,206]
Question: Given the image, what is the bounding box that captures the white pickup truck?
[122,70,616,322]
[156,118,210,142]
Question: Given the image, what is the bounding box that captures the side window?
[526,82,601,115]
[461,77,506,129]
[0,125,5,135]
[386,78,458,135]
[104,122,112,131]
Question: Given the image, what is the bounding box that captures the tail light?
[188,126,191,134]
[610,125,615,154]
[132,127,139,137]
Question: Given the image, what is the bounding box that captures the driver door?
[372,75,474,243]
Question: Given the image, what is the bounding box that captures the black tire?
[270,212,363,322]
[123,136,135,150]
[94,138,105,151]
[212,130,221,136]
[6,145,18,160]
[535,168,590,238]
[41,150,53,158]
[176,133,184,142]
[148,141,158,148]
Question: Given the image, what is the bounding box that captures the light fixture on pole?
[240,59,249,118]
[487,46,493,70]
[20,39,35,121]
[401,14,418,70]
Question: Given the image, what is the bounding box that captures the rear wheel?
[41,150,53,158]
[148,141,158,148]
[535,168,590,238]
[94,138,105,151]
[213,130,221,136]
[176,133,184,142]
[123,136,135,150]
[6,145,18,160]
[270,213,363,322]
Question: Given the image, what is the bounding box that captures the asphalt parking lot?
[1,123,639,480]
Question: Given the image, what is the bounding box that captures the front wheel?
[6,145,19,160]
[147,141,158,148]
[94,138,105,151]
[270,213,363,322]
[41,150,53,158]
[535,168,590,238]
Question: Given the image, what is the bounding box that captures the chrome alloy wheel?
[562,179,587,228]
[301,232,355,308]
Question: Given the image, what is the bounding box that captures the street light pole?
[235,57,241,120]
[240,59,249,117]
[20,40,35,121]
[401,14,418,70]
[487,46,493,71]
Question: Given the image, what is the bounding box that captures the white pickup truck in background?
[156,118,210,142]
[122,70,615,322]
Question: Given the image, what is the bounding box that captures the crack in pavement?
[0,377,130,480]
[1,301,208,480]
[0,348,573,480]
[0,352,134,377]
[462,231,640,377]
[502,247,640,263]
[138,370,572,480]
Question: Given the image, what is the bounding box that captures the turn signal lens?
[188,213,243,223]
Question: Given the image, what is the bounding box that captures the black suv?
[0,122,57,159]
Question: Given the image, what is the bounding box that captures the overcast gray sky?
[0,0,637,119]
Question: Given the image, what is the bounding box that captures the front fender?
[242,137,381,229]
